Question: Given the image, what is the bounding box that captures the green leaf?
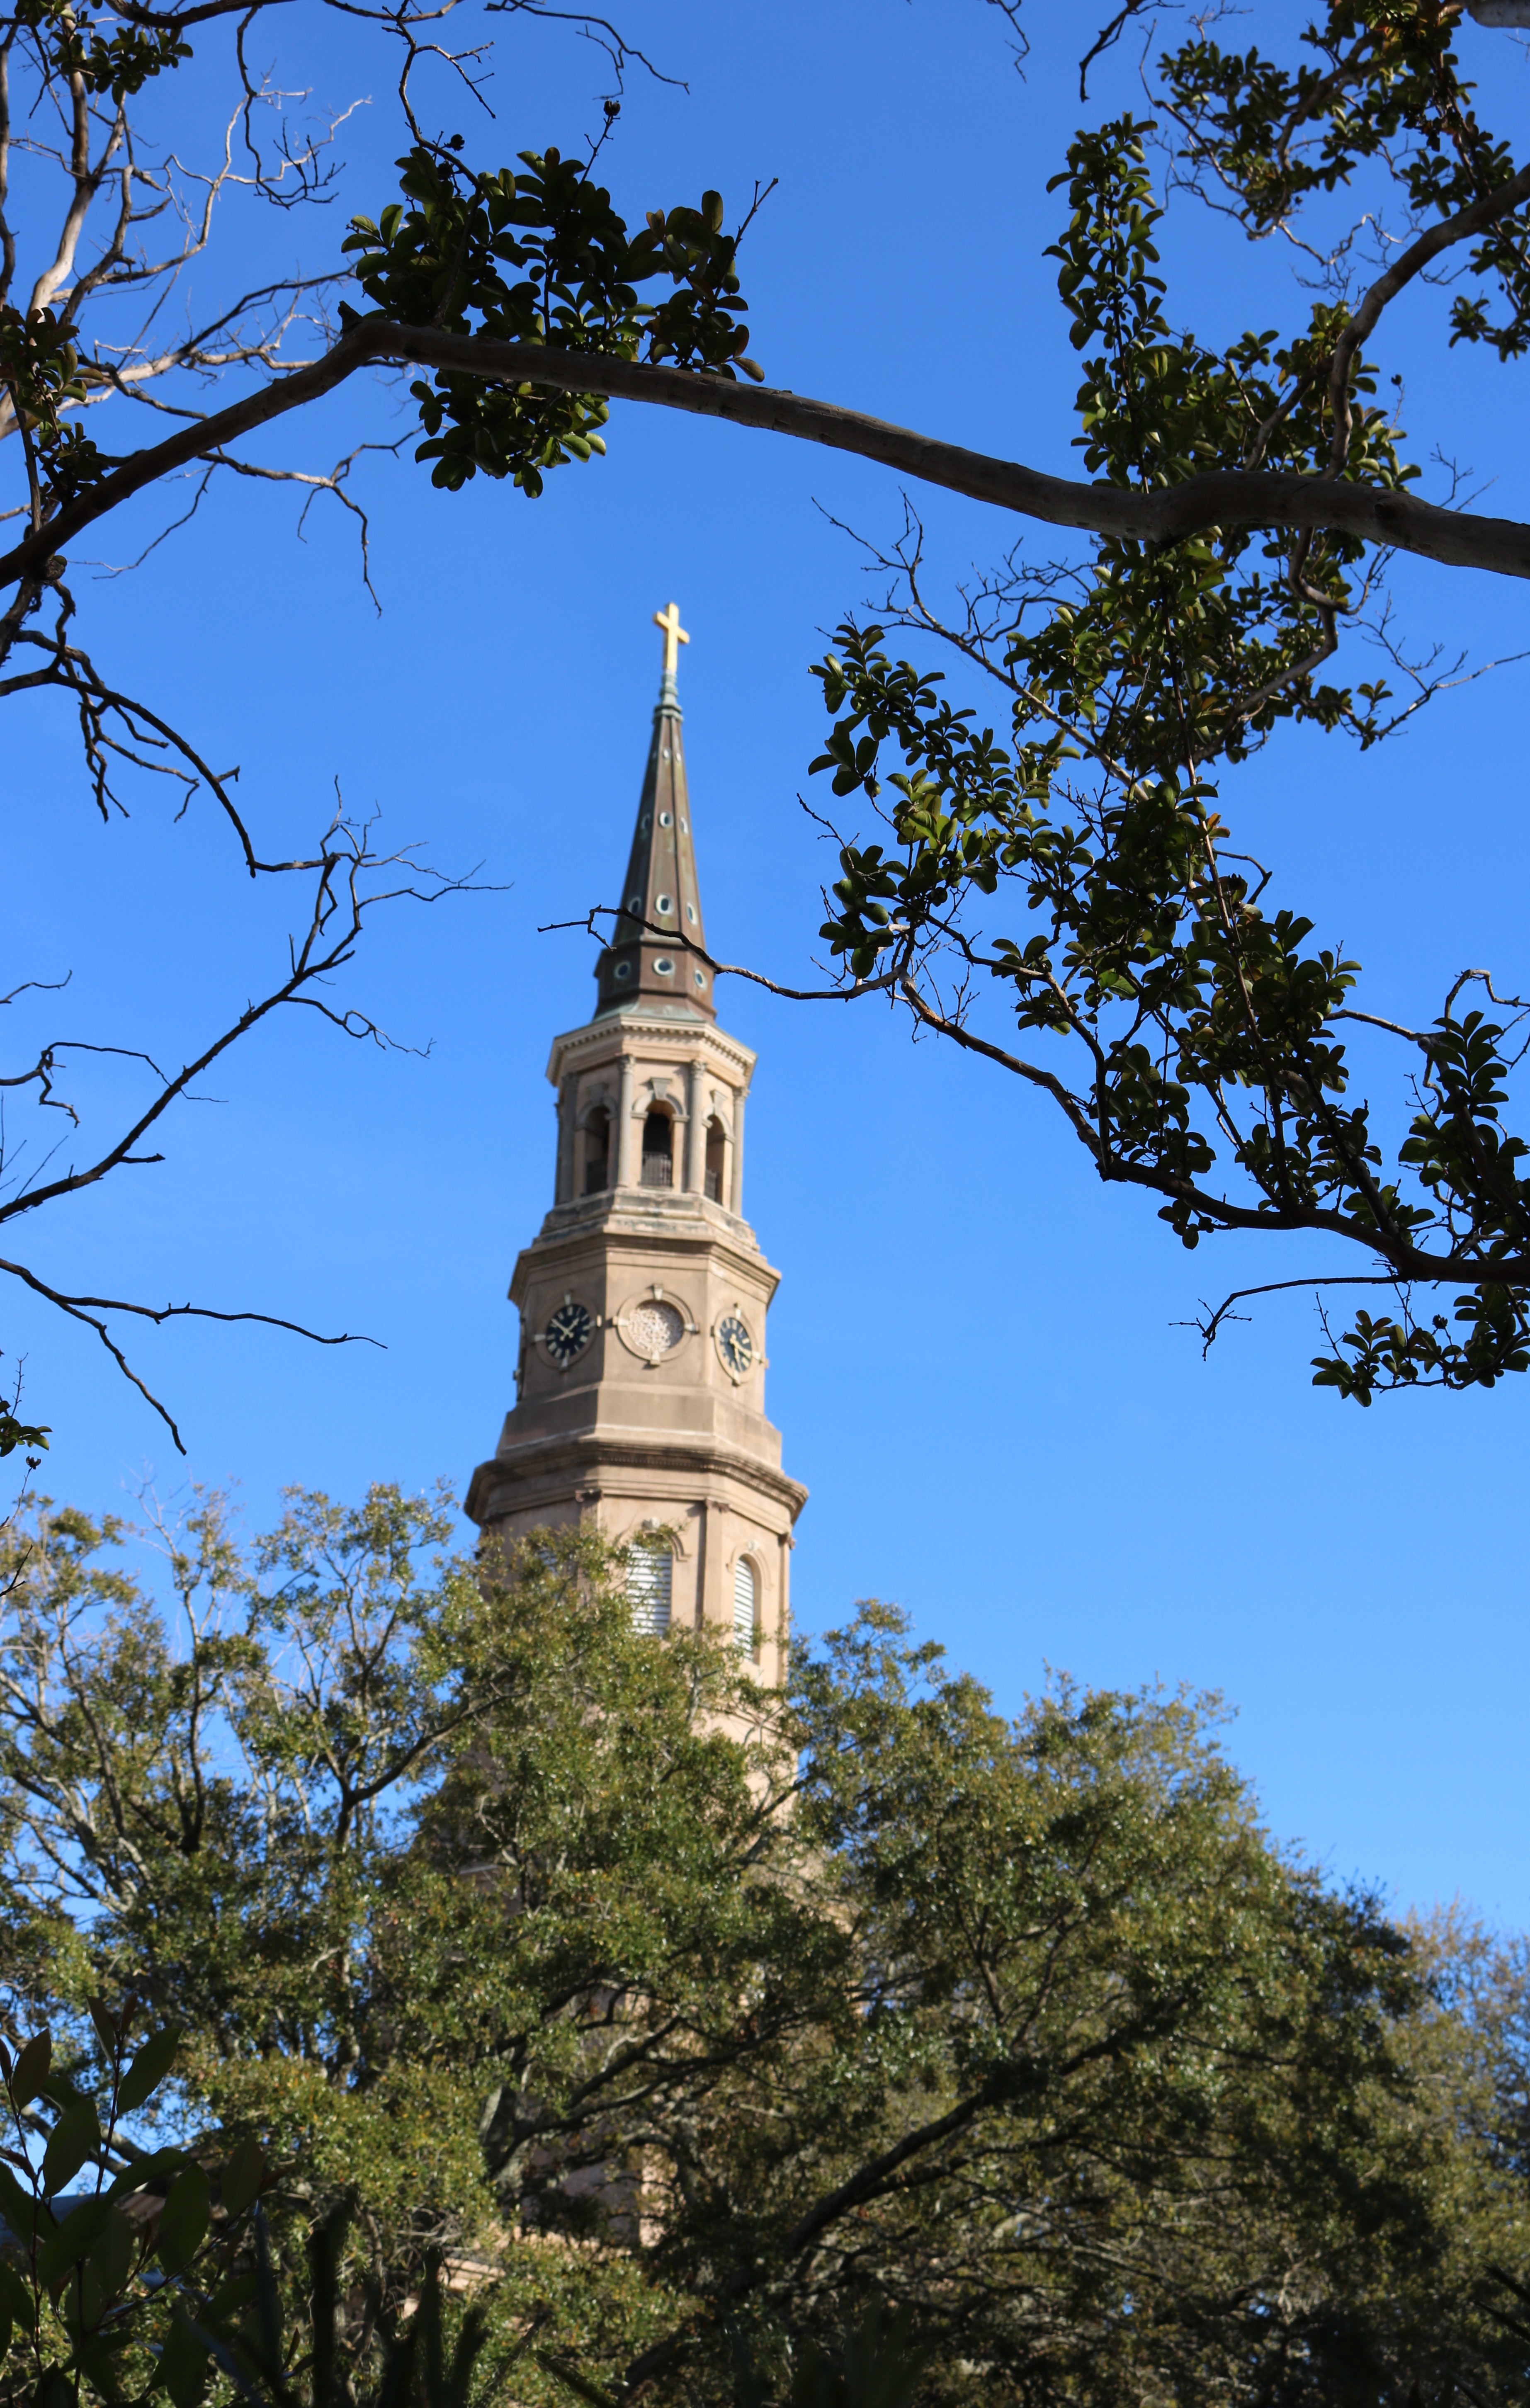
[10,2031,51,2107]
[202,2270,258,2324]
[220,2138,264,2223]
[108,2145,189,2201]
[0,2257,33,2332]
[38,2194,110,2287]
[0,1413,49,1459]
[118,2026,180,2117]
[89,2202,135,2298]
[156,2315,209,2408]
[0,2165,38,2244]
[72,2331,126,2398]
[156,2166,210,2271]
[41,2102,100,2197]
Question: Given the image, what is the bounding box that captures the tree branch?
[538,905,899,1004]
[1186,1274,1406,1358]
[0,1254,377,1451]
[0,816,476,1439]
[1328,159,1530,471]
[10,328,1530,599]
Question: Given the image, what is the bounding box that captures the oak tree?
[1,1485,1528,2405]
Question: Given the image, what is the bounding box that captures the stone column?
[554,1078,576,1204]
[777,1529,792,1654]
[615,1054,636,1189]
[693,1499,709,1630]
[729,1084,747,1215]
[685,1057,706,1192]
[700,1498,726,1630]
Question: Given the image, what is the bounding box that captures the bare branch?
[478,1,685,92]
[538,905,899,1005]
[0,1254,379,1452]
[0,816,483,1438]
[1183,1275,1408,1359]
[1079,1,1151,102]
[1328,161,1530,471]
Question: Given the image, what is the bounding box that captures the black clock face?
[717,1313,753,1378]
[544,1300,593,1367]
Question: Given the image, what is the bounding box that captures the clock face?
[544,1299,593,1367]
[716,1313,754,1379]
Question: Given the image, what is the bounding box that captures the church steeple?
[596,602,714,1020]
[466,606,806,1680]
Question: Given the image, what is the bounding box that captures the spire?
[595,602,716,1020]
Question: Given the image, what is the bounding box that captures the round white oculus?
[627,1299,685,1358]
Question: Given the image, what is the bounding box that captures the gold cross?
[653,599,690,679]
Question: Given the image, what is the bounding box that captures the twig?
[1183,1275,1406,1359]
[0,1255,379,1452]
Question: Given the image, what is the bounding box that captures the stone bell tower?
[466,606,807,1678]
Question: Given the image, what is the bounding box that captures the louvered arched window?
[732,1556,758,1654]
[628,1544,672,1636]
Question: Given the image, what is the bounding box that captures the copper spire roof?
[595,604,715,1021]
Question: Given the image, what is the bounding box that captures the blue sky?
[5,1,1530,1923]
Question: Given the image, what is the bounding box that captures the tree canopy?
[1,1486,1529,2405]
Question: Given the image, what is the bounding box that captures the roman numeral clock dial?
[543,1298,593,1367]
[716,1313,754,1381]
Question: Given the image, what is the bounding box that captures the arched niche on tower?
[576,1096,612,1197]
[640,1104,673,1187]
[704,1113,729,1204]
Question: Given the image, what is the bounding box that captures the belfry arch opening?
[641,1107,675,1189]
[704,1116,727,1203]
[582,1107,610,1196]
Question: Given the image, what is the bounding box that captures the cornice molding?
[545,1009,756,1089]
[466,1428,809,1529]
[511,1202,775,1295]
